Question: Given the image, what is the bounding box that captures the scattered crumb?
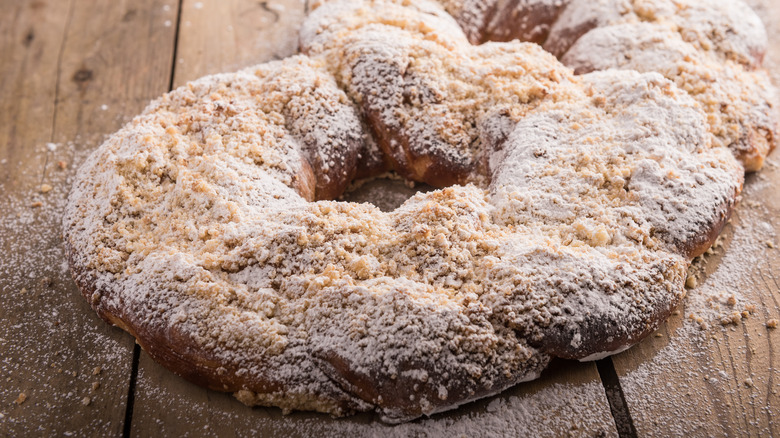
[685,276,698,289]
[743,378,754,388]
[91,382,100,391]
[0,138,136,434]
[39,184,52,193]
[719,311,742,326]
[15,392,27,405]
[688,313,709,330]
[0,5,776,435]
[654,333,663,338]
[92,366,102,376]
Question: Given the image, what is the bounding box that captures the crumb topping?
[550,0,778,171]
[63,0,768,423]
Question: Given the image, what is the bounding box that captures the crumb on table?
[14,392,27,405]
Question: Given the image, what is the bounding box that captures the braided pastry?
[64,0,772,422]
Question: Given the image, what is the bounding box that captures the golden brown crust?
[67,242,369,416]
[360,94,474,188]
[480,0,569,45]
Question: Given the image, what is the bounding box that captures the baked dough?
[544,0,778,171]
[64,0,769,423]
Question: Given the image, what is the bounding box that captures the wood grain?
[610,1,780,435]
[172,0,306,86]
[132,357,617,437]
[0,0,178,435]
[1,0,777,435]
[611,164,780,437]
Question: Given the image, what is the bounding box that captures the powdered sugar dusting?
[685,177,778,327]
[134,360,617,437]
[436,0,493,42]
[614,154,780,436]
[0,141,133,436]
[57,0,777,426]
[554,0,779,171]
[302,0,580,186]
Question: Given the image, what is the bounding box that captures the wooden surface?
[0,1,177,436]
[612,1,780,435]
[0,0,777,436]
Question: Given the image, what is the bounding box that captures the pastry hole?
[340,173,434,212]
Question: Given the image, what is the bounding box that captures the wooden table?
[1,1,778,436]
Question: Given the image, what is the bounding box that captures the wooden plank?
[612,183,780,436]
[172,0,307,86]
[0,0,178,435]
[130,1,618,435]
[0,0,67,191]
[134,357,617,437]
[611,0,780,435]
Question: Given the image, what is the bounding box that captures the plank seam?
[596,358,638,438]
[168,0,185,92]
[122,344,141,438]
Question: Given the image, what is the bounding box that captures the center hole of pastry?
[340,173,434,212]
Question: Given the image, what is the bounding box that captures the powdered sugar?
[554,0,779,171]
[547,0,767,65]
[135,362,617,436]
[0,140,133,436]
[60,0,775,425]
[303,0,578,186]
[685,179,778,327]
[436,0,493,42]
